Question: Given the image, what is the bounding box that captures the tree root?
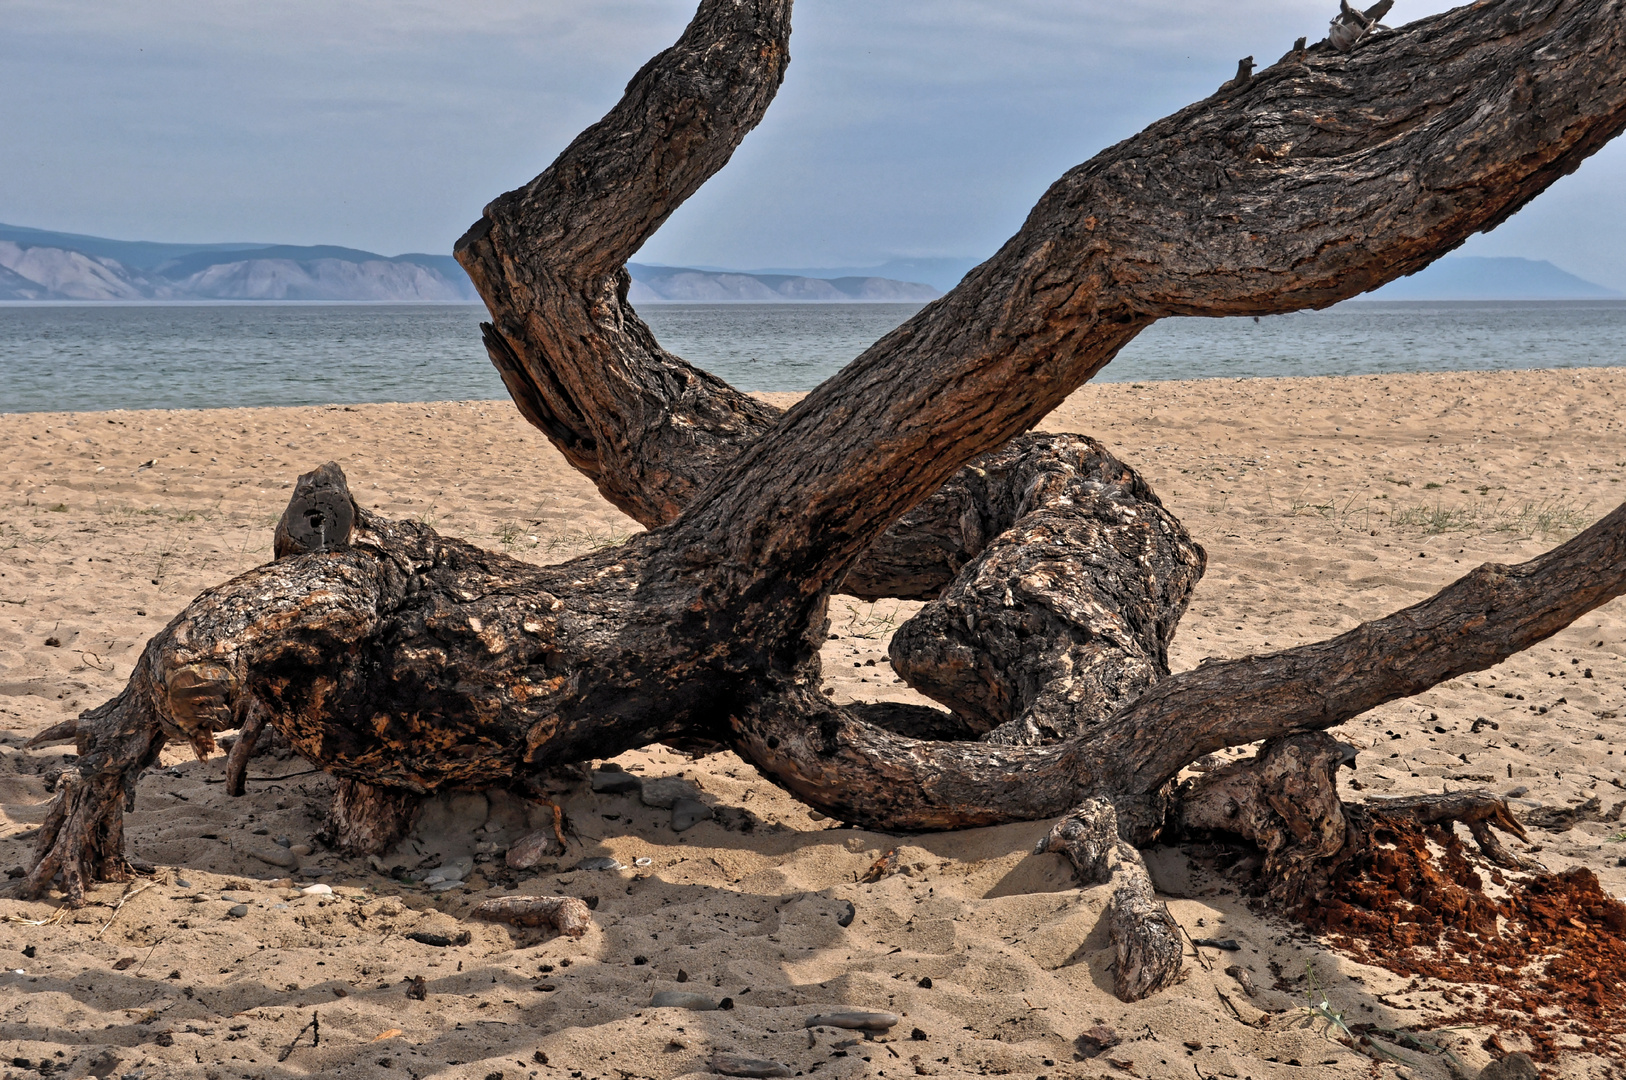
[23,687,166,904]
[471,895,595,938]
[1178,733,1541,904]
[320,779,424,855]
[1040,798,1184,1001]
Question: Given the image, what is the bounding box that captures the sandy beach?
[3,367,1624,1080]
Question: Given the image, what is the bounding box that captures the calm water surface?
[2,300,1623,413]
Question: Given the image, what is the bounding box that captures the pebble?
[835,900,856,927]
[591,768,643,795]
[429,879,464,892]
[506,828,561,870]
[804,1010,899,1031]
[414,855,475,885]
[651,990,720,1011]
[639,776,700,809]
[289,844,313,857]
[711,1053,792,1078]
[248,847,297,869]
[671,797,713,832]
[300,883,333,896]
[174,879,190,888]
[574,856,623,872]
[274,836,292,848]
[226,904,249,918]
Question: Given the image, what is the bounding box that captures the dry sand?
[2,368,1624,1080]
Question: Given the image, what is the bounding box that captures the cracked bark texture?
[19,0,1626,918]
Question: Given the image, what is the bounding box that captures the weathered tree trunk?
[18,0,1626,1006]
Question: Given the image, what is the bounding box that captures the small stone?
[248,846,297,869]
[300,883,333,896]
[652,990,720,1011]
[1075,1024,1121,1059]
[226,904,249,918]
[917,976,932,988]
[289,844,313,857]
[671,797,713,832]
[1479,1053,1539,1080]
[506,828,563,870]
[639,776,701,809]
[275,836,292,848]
[85,1048,121,1078]
[174,878,191,888]
[429,879,464,892]
[803,1010,899,1031]
[591,768,643,795]
[711,1053,792,1078]
[835,900,855,927]
[574,856,623,872]
[368,855,386,872]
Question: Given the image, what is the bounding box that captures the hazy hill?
[0,223,478,302]
[626,263,940,302]
[1365,256,1621,300]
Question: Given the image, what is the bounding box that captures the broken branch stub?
[1040,799,1185,1001]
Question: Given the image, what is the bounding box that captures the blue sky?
[4,0,1622,288]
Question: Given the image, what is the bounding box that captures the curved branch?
[665,0,1626,648]
[728,497,1626,836]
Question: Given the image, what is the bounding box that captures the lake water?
[2,300,1624,413]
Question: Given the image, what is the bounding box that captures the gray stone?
[1479,1054,1539,1080]
[671,797,713,832]
[592,768,643,795]
[428,879,464,892]
[651,990,719,1011]
[804,1010,899,1031]
[248,846,297,869]
[506,828,562,869]
[226,904,249,918]
[639,776,701,809]
[410,855,472,884]
[712,1053,791,1078]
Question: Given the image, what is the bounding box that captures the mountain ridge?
[2,224,1617,303]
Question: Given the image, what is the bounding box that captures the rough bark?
[17,0,1626,922]
[1040,799,1185,1001]
[1176,730,1537,906]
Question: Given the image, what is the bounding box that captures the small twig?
[0,597,26,605]
[94,879,158,940]
[131,936,167,977]
[201,769,322,784]
[277,1011,320,1062]
[1175,919,1213,970]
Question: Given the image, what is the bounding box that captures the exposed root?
[25,717,80,749]
[223,701,270,798]
[320,779,423,855]
[1041,798,1184,1001]
[23,688,166,905]
[471,895,595,938]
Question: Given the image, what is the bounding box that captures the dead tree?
[20,0,1626,1000]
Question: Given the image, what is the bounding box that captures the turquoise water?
[2,300,1623,413]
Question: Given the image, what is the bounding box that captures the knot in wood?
[274,461,357,559]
